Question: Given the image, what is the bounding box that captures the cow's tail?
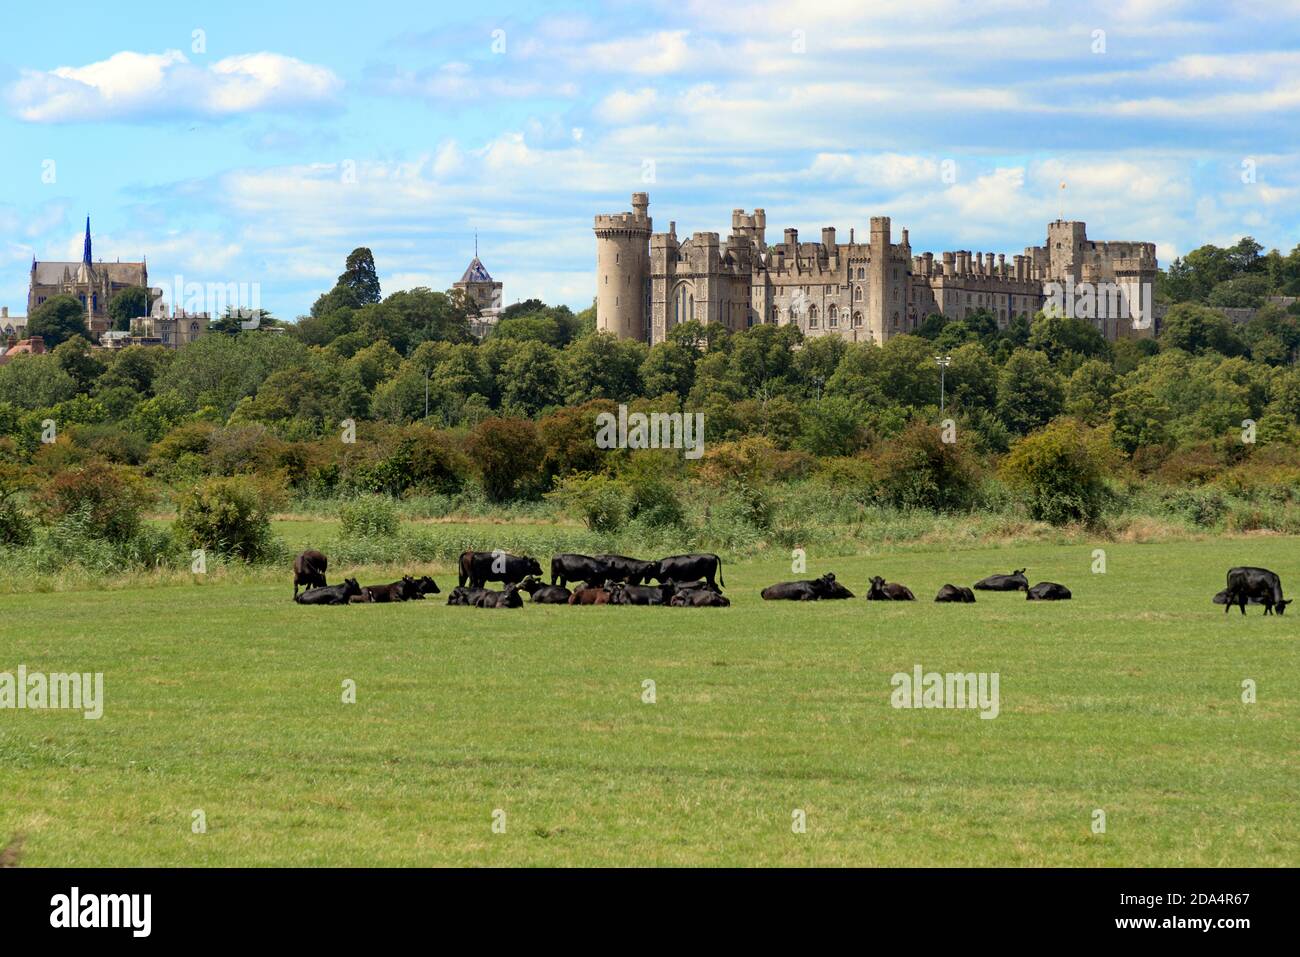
[550,556,560,586]
[716,554,725,589]
[458,551,470,588]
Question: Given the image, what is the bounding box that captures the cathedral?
[27,218,149,336]
[594,193,1157,345]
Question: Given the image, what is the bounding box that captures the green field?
[1,536,1296,866]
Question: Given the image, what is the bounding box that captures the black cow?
[362,576,420,603]
[519,576,572,604]
[294,578,361,605]
[610,582,673,605]
[1026,582,1071,601]
[867,576,915,601]
[664,579,722,598]
[550,553,609,587]
[973,569,1028,592]
[935,584,976,603]
[458,551,543,589]
[446,586,489,606]
[412,576,440,597]
[650,553,725,590]
[476,583,523,608]
[760,572,853,601]
[1223,566,1289,616]
[293,550,328,598]
[672,589,731,607]
[594,554,657,586]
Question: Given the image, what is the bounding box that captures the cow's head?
[519,576,542,594]
[416,576,440,594]
[1276,599,1292,615]
[525,557,543,577]
[1013,568,1026,576]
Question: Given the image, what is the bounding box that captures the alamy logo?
[1043,278,1153,329]
[890,664,1000,719]
[50,887,151,937]
[0,666,103,719]
[595,404,705,459]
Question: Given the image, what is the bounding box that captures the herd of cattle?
[291,549,1290,615]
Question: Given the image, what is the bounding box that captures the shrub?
[32,460,152,542]
[464,417,543,501]
[873,421,980,511]
[339,494,400,538]
[547,473,631,532]
[1000,419,1110,527]
[173,476,278,561]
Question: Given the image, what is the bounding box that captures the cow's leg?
[1238,594,1248,616]
[1225,591,1233,614]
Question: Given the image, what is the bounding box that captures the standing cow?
[1223,567,1289,616]
[458,551,543,589]
[650,554,725,590]
[293,550,329,599]
[550,554,609,588]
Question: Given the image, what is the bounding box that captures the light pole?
[935,355,951,414]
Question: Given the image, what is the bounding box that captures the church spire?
[83,217,92,265]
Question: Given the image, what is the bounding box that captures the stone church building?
[594,193,1157,345]
[27,218,149,337]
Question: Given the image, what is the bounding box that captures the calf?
[973,569,1028,592]
[935,584,976,603]
[650,553,725,590]
[550,553,609,588]
[519,576,572,604]
[1212,588,1265,607]
[362,576,420,603]
[594,553,657,586]
[457,550,543,589]
[292,550,328,599]
[475,583,523,608]
[568,583,614,605]
[1026,582,1071,601]
[866,576,915,601]
[446,586,489,606]
[1223,566,1289,616]
[294,578,361,606]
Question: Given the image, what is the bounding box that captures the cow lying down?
[761,573,854,601]
[1026,582,1071,601]
[934,584,976,603]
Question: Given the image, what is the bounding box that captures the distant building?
[28,218,149,337]
[100,303,210,350]
[0,334,46,365]
[0,306,26,342]
[452,243,503,338]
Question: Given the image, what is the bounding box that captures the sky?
[1,0,1298,320]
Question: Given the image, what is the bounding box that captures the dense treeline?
[4,243,1300,574]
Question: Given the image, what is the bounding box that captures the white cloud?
[7,50,342,123]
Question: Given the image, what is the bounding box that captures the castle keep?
[594,194,1157,344]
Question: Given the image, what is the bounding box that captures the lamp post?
[935,355,951,414]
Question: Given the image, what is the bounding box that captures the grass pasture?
[0,537,1296,867]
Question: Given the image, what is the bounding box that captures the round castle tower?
[594,192,652,340]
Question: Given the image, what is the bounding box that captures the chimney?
[821,226,836,249]
[1,307,7,318]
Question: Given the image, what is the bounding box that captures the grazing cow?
[568,583,615,605]
[1026,582,1071,601]
[594,554,658,586]
[671,589,731,607]
[457,551,543,589]
[973,569,1028,592]
[446,586,489,606]
[475,583,523,608]
[362,576,420,603]
[935,584,976,603]
[1223,566,1289,616]
[294,578,361,605]
[550,553,609,588]
[610,582,673,605]
[650,553,725,590]
[292,550,329,598]
[412,576,440,598]
[520,576,572,604]
[760,572,853,601]
[866,576,916,601]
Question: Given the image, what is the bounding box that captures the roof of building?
[458,257,495,284]
[31,260,147,286]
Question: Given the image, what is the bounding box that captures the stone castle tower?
[593,192,652,339]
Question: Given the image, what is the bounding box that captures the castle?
[28,218,149,337]
[594,193,1157,344]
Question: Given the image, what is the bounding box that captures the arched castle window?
[828,305,838,327]
[853,311,863,327]
[891,312,899,329]
[857,267,865,279]
[854,287,863,301]
[808,305,818,327]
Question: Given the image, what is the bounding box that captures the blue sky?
[2,0,1298,319]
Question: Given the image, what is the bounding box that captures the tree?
[27,294,90,347]
[996,348,1063,434]
[0,354,78,409]
[560,333,645,404]
[500,341,563,415]
[640,341,696,399]
[1027,312,1108,362]
[338,248,382,306]
[107,286,150,331]
[464,417,543,501]
[1064,359,1118,424]
[1159,302,1248,356]
[1000,420,1110,526]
